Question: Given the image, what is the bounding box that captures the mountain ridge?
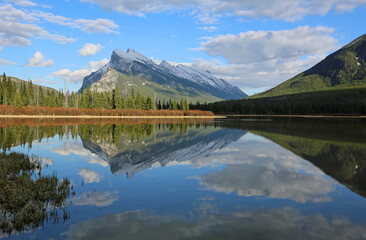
[79,48,247,102]
[253,34,366,98]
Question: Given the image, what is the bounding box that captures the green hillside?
[253,34,366,98]
[0,73,61,107]
[7,76,59,96]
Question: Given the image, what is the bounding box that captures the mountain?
[82,124,245,178]
[79,49,247,102]
[254,34,366,98]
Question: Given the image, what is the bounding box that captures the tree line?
[0,122,198,151]
[1,73,189,111]
[189,98,366,115]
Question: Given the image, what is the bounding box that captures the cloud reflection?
[200,164,334,203]
[78,168,102,183]
[63,208,366,240]
[73,191,119,207]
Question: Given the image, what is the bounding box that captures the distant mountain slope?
[6,76,59,96]
[79,49,247,102]
[254,34,366,98]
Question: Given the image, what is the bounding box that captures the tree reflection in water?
[0,152,72,236]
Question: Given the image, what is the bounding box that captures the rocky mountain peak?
[80,48,248,100]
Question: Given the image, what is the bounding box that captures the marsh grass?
[0,152,71,236]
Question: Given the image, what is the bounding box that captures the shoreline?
[0,115,224,119]
[225,114,366,119]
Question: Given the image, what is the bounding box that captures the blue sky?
[0,0,365,95]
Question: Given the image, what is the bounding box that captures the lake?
[1,117,366,240]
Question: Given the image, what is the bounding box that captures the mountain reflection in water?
[1,118,366,239]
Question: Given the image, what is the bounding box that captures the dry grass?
[0,105,215,117]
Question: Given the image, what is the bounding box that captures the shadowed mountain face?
[235,118,366,198]
[81,124,246,178]
[79,49,247,102]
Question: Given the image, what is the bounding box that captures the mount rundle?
[79,49,247,102]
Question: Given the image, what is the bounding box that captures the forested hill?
[253,34,366,98]
[0,73,61,107]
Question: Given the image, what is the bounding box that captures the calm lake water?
[1,117,366,239]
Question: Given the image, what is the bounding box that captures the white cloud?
[89,58,109,69]
[24,51,54,67]
[79,43,103,56]
[0,4,36,22]
[189,54,328,90]
[72,18,119,34]
[81,0,366,22]
[198,26,217,32]
[5,0,36,7]
[149,26,337,90]
[0,4,117,51]
[0,5,76,48]
[200,26,337,64]
[0,58,16,65]
[31,11,119,34]
[78,168,102,183]
[52,58,109,83]
[52,68,91,84]
[169,26,338,91]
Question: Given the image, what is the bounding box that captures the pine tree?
[113,87,123,109]
[171,99,178,110]
[146,96,155,110]
[38,87,46,106]
[104,91,112,109]
[27,80,34,105]
[2,73,9,105]
[127,95,136,109]
[12,89,24,108]
[21,81,30,106]
[183,99,189,110]
[180,98,184,110]
[48,94,56,107]
[136,91,143,109]
[92,90,102,109]
[131,88,135,100]
[85,85,92,108]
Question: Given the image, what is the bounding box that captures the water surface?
[1,117,366,239]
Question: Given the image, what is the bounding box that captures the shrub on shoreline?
[0,105,214,117]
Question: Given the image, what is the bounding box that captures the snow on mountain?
[80,48,247,99]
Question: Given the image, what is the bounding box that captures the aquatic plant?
[0,152,71,236]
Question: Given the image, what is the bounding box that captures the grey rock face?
[79,49,247,100]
